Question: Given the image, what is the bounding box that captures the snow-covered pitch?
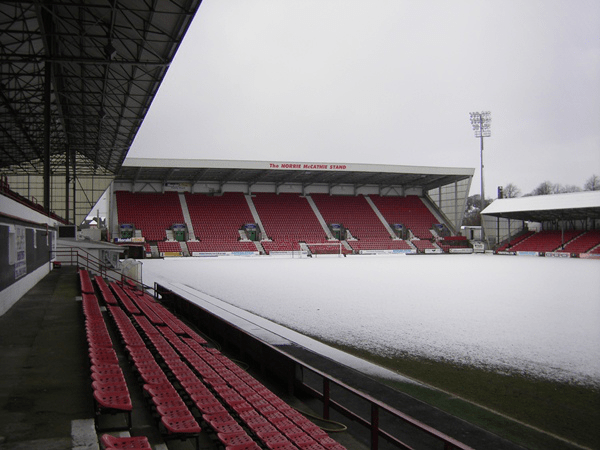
[140,254,600,387]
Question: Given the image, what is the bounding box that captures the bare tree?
[503,183,521,198]
[560,185,582,193]
[463,194,492,226]
[584,174,600,191]
[529,181,557,196]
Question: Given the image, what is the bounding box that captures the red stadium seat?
[100,434,151,449]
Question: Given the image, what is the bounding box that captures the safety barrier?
[157,283,474,450]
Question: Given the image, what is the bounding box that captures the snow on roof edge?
[123,157,475,176]
[482,191,600,215]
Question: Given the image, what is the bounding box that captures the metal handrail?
[156,283,474,450]
[53,248,155,295]
[297,367,474,450]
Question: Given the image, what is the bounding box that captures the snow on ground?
[140,254,600,386]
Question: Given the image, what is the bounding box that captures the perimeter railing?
[294,360,473,450]
[53,248,154,295]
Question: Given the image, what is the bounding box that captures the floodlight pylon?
[469,111,491,247]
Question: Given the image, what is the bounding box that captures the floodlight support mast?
[470,111,491,247]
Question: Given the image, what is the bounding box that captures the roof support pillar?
[454,182,458,232]
[65,145,70,223]
[44,59,51,215]
[72,145,77,223]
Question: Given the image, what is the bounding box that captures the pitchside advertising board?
[359,249,415,255]
[498,251,598,258]
[545,252,571,258]
[192,252,260,257]
[580,253,600,259]
[114,237,145,243]
[472,242,485,253]
[449,248,474,254]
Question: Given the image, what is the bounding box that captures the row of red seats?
[108,306,202,446]
[97,281,205,446]
[109,281,140,315]
[98,277,345,449]
[557,230,600,254]
[508,230,582,253]
[92,278,159,448]
[496,231,535,252]
[311,194,391,242]
[412,240,437,251]
[79,271,132,430]
[157,241,183,253]
[253,193,327,245]
[186,192,255,243]
[262,240,302,253]
[101,434,150,449]
[371,195,437,239]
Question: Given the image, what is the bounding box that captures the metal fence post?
[323,378,330,420]
[371,403,379,450]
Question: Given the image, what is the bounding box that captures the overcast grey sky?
[127,0,600,197]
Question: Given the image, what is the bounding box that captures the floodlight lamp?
[469,111,491,138]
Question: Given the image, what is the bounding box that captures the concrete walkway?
[0,266,90,449]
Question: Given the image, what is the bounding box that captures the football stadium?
[1,3,599,450]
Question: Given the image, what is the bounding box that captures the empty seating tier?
[116,191,185,242]
[508,230,582,253]
[496,231,535,253]
[157,241,184,254]
[185,192,257,253]
[311,194,409,254]
[557,230,600,254]
[253,193,328,253]
[370,195,438,239]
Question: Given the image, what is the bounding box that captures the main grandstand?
[110,158,475,258]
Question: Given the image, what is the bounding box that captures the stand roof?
[481,191,600,222]
[118,158,474,191]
